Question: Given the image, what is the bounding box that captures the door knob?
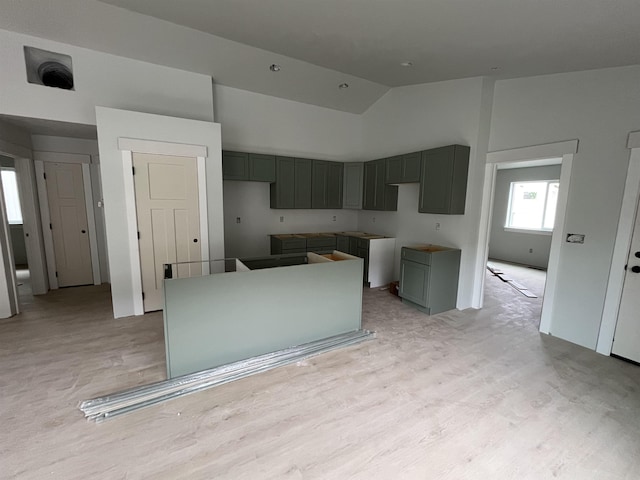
[632,265,640,273]
[193,238,198,243]
[81,230,86,233]
[635,251,640,258]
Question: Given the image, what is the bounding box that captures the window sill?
[504,227,552,236]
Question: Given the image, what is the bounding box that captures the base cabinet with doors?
[399,244,461,315]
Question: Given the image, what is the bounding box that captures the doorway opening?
[486,163,561,327]
[0,159,32,307]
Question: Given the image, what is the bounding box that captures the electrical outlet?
[332,215,337,222]
[236,217,241,224]
[529,248,533,253]
[372,217,376,223]
[435,222,441,231]
[280,216,284,223]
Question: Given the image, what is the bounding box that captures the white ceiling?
[1,1,639,114]
[99,0,640,86]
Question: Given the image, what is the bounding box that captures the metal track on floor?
[80,329,375,422]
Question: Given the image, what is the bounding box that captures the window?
[505,180,559,233]
[1,169,23,225]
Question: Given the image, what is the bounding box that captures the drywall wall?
[489,165,562,268]
[214,85,363,257]
[30,135,109,283]
[0,28,215,126]
[96,107,223,319]
[489,65,640,349]
[359,77,494,310]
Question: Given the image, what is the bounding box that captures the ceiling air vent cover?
[24,46,75,91]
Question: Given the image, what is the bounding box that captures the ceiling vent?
[24,46,75,91]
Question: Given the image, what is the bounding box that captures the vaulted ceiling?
[1,0,640,114]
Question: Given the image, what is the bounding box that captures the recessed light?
[400,61,413,67]
[269,64,281,72]
[338,83,349,89]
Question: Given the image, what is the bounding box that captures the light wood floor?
[2,267,639,479]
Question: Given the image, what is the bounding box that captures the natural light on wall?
[1,169,23,225]
[505,180,559,232]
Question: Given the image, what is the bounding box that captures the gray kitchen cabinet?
[399,245,461,315]
[336,235,350,253]
[385,152,421,184]
[312,160,343,209]
[223,151,275,182]
[222,151,249,180]
[343,162,363,209]
[306,234,337,253]
[248,153,276,182]
[270,235,307,254]
[270,156,295,208]
[363,159,398,211]
[294,158,312,208]
[419,145,469,214]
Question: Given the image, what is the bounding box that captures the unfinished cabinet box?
[343,162,363,209]
[399,245,461,315]
[222,151,249,180]
[419,145,469,214]
[385,152,421,184]
[312,160,343,209]
[362,159,398,211]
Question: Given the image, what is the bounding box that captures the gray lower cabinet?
[223,151,276,182]
[419,145,469,214]
[385,152,421,184]
[270,235,306,254]
[399,245,461,315]
[336,235,350,253]
[343,162,363,209]
[363,159,398,211]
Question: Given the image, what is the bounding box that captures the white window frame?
[504,179,559,235]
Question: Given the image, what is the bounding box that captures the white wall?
[489,65,640,349]
[96,108,223,319]
[360,77,494,309]
[214,85,363,257]
[30,135,109,283]
[0,28,214,126]
[489,165,562,268]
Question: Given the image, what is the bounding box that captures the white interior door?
[44,162,93,287]
[133,153,201,312]
[612,196,640,363]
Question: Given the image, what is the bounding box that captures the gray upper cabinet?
[223,151,275,182]
[222,151,249,180]
[363,159,398,211]
[270,156,296,208]
[343,162,363,209]
[312,160,343,209]
[385,152,421,184]
[294,158,312,209]
[419,145,470,215]
[248,153,276,182]
[326,162,343,209]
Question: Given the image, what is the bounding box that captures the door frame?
[473,140,578,334]
[34,152,101,289]
[118,138,209,316]
[598,131,640,355]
